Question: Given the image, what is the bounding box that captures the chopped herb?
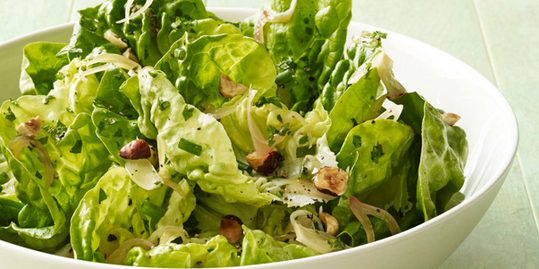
[352,135,362,149]
[296,145,316,158]
[158,98,170,111]
[5,107,16,122]
[178,138,202,156]
[182,106,194,120]
[371,142,384,163]
[254,96,282,108]
[114,128,123,138]
[35,171,42,179]
[99,188,107,204]
[0,172,9,185]
[37,137,48,145]
[70,140,83,154]
[42,95,56,104]
[298,135,309,145]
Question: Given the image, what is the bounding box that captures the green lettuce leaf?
[326,68,381,153]
[393,92,468,220]
[332,119,414,226]
[19,42,69,95]
[240,226,318,265]
[263,0,352,113]
[124,235,240,267]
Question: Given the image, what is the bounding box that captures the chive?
[237,161,252,173]
[352,135,362,149]
[178,138,202,156]
[296,145,316,158]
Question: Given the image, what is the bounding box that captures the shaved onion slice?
[254,0,298,43]
[247,89,273,156]
[10,136,54,189]
[106,238,153,264]
[147,226,189,245]
[375,104,403,121]
[290,210,340,253]
[348,196,375,243]
[204,93,249,119]
[124,159,164,190]
[267,0,298,22]
[349,196,401,243]
[117,0,153,24]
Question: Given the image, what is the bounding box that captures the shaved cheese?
[104,30,128,50]
[124,159,164,190]
[117,0,153,24]
[372,51,406,99]
[375,104,403,121]
[86,53,140,70]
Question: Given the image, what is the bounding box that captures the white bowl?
[0,7,518,269]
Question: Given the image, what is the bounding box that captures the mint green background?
[1,0,538,267]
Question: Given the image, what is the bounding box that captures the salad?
[0,0,468,267]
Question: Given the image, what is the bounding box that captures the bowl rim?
[0,6,519,269]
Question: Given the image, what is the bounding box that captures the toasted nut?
[219,215,243,243]
[119,139,152,160]
[314,167,348,196]
[16,117,41,138]
[442,113,461,126]
[320,212,339,236]
[246,150,284,175]
[219,73,248,98]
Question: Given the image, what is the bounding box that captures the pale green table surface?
[0,0,537,268]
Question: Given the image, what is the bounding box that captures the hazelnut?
[119,139,152,160]
[16,117,41,138]
[320,212,339,236]
[313,167,348,196]
[246,150,283,175]
[219,73,248,98]
[219,215,243,243]
[442,113,461,126]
